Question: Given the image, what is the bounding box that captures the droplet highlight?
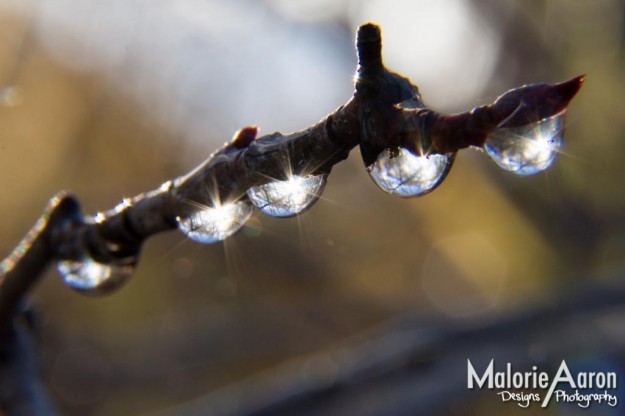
[484,113,564,175]
[178,201,252,243]
[368,147,454,197]
[247,174,326,217]
[57,257,134,296]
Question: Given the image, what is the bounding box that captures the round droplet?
[178,201,252,243]
[57,257,134,296]
[368,147,454,197]
[247,174,326,217]
[484,114,564,175]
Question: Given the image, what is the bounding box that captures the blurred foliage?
[1,0,624,414]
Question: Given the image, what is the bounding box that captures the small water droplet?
[57,257,134,296]
[247,174,326,217]
[368,147,454,197]
[178,201,251,243]
[484,113,564,175]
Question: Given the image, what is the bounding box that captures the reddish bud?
[231,126,258,149]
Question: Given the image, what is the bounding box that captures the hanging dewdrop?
[239,129,328,218]
[247,174,326,217]
[50,198,141,296]
[57,257,135,295]
[177,200,252,244]
[484,113,564,175]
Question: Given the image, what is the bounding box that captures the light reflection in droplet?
[484,113,564,175]
[57,257,134,296]
[177,200,252,244]
[368,147,454,197]
[247,174,326,217]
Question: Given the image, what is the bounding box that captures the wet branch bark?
[0,22,582,414]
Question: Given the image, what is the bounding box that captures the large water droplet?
[368,147,454,197]
[57,257,134,296]
[247,174,326,217]
[484,113,564,175]
[178,201,252,243]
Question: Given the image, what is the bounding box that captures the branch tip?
[553,74,585,105]
[49,193,82,222]
[356,23,383,72]
[357,23,381,43]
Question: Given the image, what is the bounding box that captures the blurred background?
[1,0,625,414]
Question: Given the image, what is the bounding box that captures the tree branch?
[0,194,77,415]
[0,22,583,415]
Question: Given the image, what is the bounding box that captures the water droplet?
[247,174,326,217]
[57,257,134,296]
[368,147,454,197]
[484,113,564,175]
[178,201,252,243]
